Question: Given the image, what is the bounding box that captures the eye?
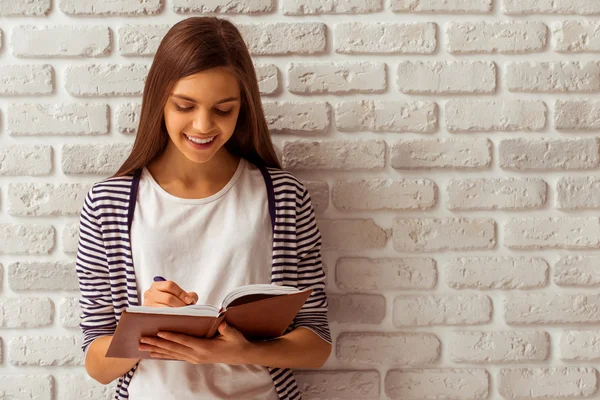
[174,104,193,112]
[215,109,233,116]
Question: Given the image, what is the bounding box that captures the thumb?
[218,321,229,335]
[218,321,240,337]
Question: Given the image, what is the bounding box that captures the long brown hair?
[113,17,281,177]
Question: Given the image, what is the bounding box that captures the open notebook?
[106,284,313,359]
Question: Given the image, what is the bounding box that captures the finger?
[155,281,194,305]
[157,331,204,347]
[140,340,201,363]
[153,291,188,307]
[187,292,199,304]
[141,336,192,354]
[150,351,198,363]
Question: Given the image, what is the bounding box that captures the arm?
[85,336,140,384]
[250,185,332,367]
[244,326,331,368]
[76,188,139,384]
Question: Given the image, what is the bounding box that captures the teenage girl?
[75,16,331,400]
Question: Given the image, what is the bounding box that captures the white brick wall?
[1,1,600,399]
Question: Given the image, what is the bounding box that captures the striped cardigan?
[75,163,332,400]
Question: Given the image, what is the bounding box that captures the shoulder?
[86,173,137,205]
[264,167,307,197]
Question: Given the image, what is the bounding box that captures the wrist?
[239,339,261,365]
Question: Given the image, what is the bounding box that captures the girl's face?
[163,67,242,165]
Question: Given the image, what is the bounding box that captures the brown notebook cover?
[106,289,312,359]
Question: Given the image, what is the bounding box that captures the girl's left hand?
[138,322,252,365]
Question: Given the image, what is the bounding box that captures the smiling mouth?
[184,134,217,144]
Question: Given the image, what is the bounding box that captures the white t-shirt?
[127,158,279,400]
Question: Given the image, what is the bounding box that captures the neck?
[147,142,240,190]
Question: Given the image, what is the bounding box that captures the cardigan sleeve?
[289,186,332,344]
[75,187,118,358]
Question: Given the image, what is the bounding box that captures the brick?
[0,297,54,328]
[385,369,489,400]
[556,100,600,130]
[0,225,54,255]
[0,0,50,16]
[255,64,278,95]
[561,331,600,360]
[303,181,328,214]
[9,336,83,366]
[393,295,492,326]
[446,178,547,210]
[8,183,91,216]
[62,144,132,175]
[117,103,141,134]
[505,294,600,324]
[59,0,162,15]
[56,374,116,400]
[263,101,330,133]
[498,368,597,399]
[446,100,546,132]
[0,145,52,175]
[0,375,53,400]
[288,62,385,94]
[334,22,436,54]
[65,64,149,96]
[59,297,81,329]
[554,21,600,52]
[504,0,600,15]
[0,65,52,95]
[238,23,326,55]
[285,0,380,14]
[335,100,437,132]
[8,261,78,291]
[391,0,491,12]
[62,224,80,254]
[8,103,109,136]
[555,256,600,286]
[391,138,492,169]
[328,294,385,324]
[283,140,385,171]
[118,25,169,56]
[447,22,547,54]
[295,370,380,399]
[557,177,600,209]
[12,25,111,58]
[393,218,496,252]
[319,219,387,250]
[507,62,600,92]
[450,332,550,363]
[499,138,599,170]
[398,61,495,94]
[447,257,548,290]
[333,179,436,211]
[505,217,600,249]
[173,0,273,13]
[337,332,440,365]
[336,257,436,291]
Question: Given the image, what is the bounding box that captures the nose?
[191,109,214,134]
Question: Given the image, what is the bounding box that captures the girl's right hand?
[143,280,199,307]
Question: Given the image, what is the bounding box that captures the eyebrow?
[171,94,240,104]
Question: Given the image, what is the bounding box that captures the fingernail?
[185,296,192,304]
